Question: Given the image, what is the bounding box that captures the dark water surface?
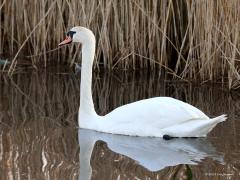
[0,70,239,180]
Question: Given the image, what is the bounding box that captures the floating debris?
[0,59,10,65]
[75,63,81,73]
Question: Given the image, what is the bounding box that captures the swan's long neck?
[79,36,97,118]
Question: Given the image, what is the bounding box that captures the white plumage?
[60,26,227,138]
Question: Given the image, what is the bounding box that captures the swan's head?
[59,26,95,46]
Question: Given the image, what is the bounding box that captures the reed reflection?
[0,70,239,179]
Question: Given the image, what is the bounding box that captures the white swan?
[59,26,227,138]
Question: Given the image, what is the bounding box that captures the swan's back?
[98,97,213,137]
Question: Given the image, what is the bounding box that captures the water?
[0,69,239,180]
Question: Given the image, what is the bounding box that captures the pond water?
[0,69,239,180]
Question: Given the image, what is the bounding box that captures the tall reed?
[0,0,240,88]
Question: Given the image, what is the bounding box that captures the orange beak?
[59,36,72,46]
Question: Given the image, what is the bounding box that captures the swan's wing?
[101,97,209,136]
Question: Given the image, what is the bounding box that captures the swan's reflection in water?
[78,129,224,180]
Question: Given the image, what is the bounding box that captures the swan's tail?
[194,114,227,136]
[202,114,227,136]
[162,114,227,137]
[211,114,227,123]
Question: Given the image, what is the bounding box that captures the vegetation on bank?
[0,0,240,88]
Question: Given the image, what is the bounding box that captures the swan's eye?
[66,31,76,38]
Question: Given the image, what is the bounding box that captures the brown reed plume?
[0,0,240,88]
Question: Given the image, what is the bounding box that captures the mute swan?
[59,26,227,138]
[78,129,224,180]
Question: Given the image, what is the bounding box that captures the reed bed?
[0,0,240,88]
